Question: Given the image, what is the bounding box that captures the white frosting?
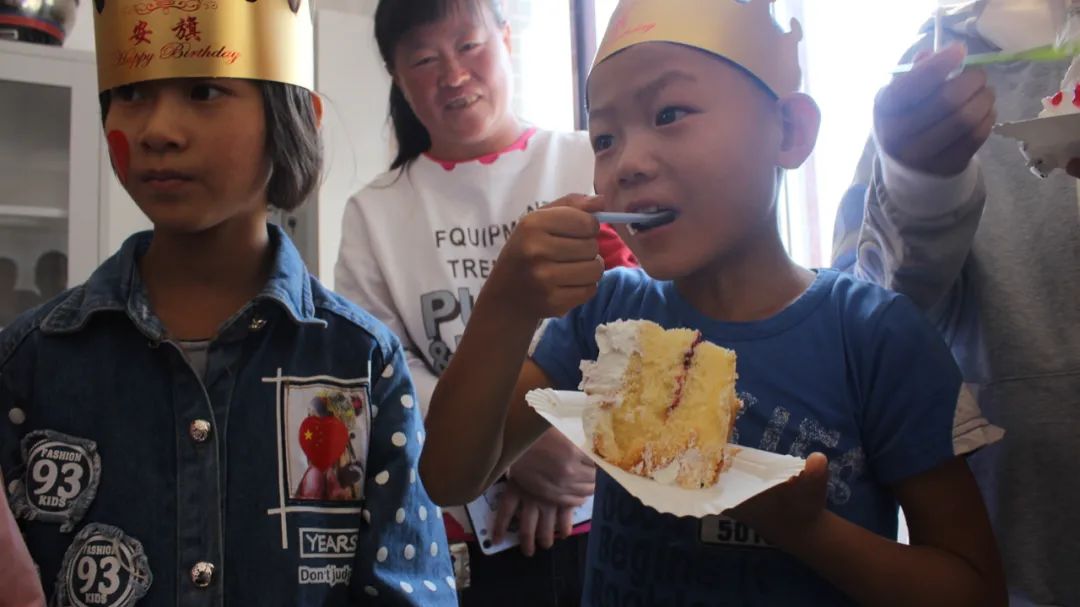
[648,446,710,487]
[580,320,641,475]
[650,456,682,485]
[1039,55,1080,117]
[581,404,606,453]
[578,319,644,403]
[1039,84,1080,116]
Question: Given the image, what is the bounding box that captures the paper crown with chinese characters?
[593,0,802,97]
[92,0,314,93]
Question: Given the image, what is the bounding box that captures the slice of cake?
[579,320,740,489]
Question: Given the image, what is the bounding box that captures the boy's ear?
[777,93,820,170]
[310,91,324,128]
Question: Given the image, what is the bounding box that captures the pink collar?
[425,127,538,171]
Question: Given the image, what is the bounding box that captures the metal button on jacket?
[189,419,211,443]
[191,562,215,588]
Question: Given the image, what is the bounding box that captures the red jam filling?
[667,332,705,416]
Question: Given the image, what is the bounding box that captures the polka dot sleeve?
[349,346,456,605]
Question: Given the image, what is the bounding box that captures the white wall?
[64,0,93,51]
[319,0,378,14]
[314,8,393,286]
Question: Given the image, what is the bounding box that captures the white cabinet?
[0,39,153,326]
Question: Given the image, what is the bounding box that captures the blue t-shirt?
[531,268,963,607]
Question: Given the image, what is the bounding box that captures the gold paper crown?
[92,0,314,92]
[594,0,802,97]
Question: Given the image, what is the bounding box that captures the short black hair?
[99,80,322,212]
[374,0,506,171]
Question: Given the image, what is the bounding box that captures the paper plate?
[525,389,806,518]
[993,112,1080,178]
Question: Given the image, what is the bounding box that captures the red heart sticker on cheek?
[106,130,130,186]
[298,416,349,470]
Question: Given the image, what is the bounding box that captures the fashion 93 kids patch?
[262,368,372,551]
[8,430,101,532]
[53,523,152,607]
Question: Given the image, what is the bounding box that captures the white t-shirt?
[335,129,596,537]
[336,128,594,412]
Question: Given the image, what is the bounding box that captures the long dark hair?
[374,0,507,171]
[100,81,322,212]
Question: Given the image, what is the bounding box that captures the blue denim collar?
[40,224,323,338]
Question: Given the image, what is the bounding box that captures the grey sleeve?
[853,153,985,326]
[832,31,988,328]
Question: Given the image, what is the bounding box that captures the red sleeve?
[597,224,638,269]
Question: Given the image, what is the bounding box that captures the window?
[784,0,937,266]
[505,0,577,131]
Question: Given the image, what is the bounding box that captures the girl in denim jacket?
[0,1,454,605]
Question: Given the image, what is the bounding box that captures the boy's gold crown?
[594,0,802,97]
[92,0,314,92]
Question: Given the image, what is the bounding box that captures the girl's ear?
[776,92,820,170]
[311,91,324,129]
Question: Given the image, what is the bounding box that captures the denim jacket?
[0,226,456,606]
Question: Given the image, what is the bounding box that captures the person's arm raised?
[420,194,606,506]
[858,44,993,314]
